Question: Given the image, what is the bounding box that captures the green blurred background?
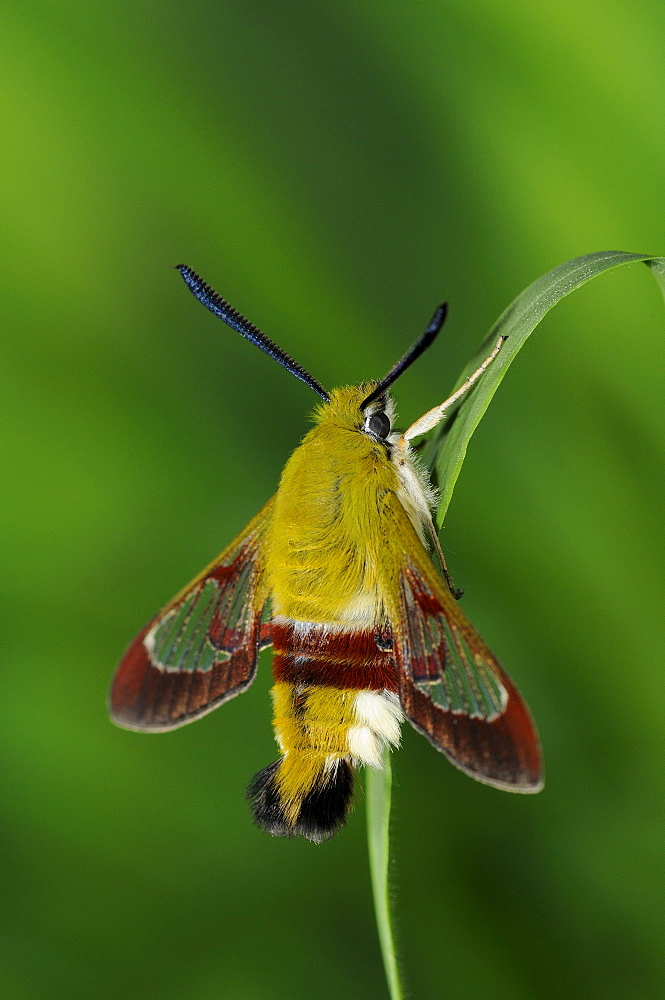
[3,2,664,998]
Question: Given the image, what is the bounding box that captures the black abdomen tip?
[247,759,354,844]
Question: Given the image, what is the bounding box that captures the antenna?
[176,265,330,401]
[360,303,448,410]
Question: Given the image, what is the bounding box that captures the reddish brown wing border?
[109,500,273,732]
[400,659,542,792]
[386,501,542,792]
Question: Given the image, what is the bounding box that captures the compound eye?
[367,411,391,439]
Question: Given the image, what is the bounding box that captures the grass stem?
[366,749,403,1000]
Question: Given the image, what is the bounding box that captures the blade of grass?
[366,749,402,1000]
[423,252,665,523]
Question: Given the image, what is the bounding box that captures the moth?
[110,267,542,843]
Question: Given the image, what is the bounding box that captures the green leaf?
[425,252,665,524]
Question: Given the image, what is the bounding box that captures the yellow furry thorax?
[265,383,402,628]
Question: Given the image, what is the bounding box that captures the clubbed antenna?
[361,303,448,410]
[176,265,330,401]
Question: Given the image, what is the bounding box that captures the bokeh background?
[3,2,664,998]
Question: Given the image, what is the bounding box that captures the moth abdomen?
[245,621,404,841]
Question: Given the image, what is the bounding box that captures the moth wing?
[110,498,274,732]
[385,498,542,792]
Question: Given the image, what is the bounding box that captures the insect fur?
[110,267,542,844]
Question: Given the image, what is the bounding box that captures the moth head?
[310,384,391,437]
[311,386,399,447]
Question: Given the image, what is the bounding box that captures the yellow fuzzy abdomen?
[271,682,359,823]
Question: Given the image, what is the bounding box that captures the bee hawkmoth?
[110,267,542,843]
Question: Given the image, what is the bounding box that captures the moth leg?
[423,514,464,600]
